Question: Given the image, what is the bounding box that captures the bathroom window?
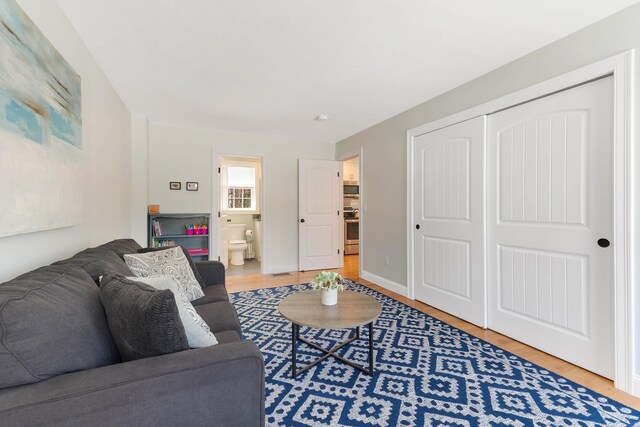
[226,165,257,212]
[228,188,252,209]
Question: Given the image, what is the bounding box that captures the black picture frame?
[169,182,181,190]
[186,181,199,191]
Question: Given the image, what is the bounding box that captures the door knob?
[300,219,305,223]
[415,224,420,230]
[597,238,610,248]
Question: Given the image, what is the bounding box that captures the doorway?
[342,156,360,261]
[339,151,363,278]
[217,154,263,276]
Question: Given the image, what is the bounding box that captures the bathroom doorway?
[339,150,363,278]
[216,154,263,276]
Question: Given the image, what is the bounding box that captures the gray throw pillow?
[100,273,189,362]
[125,275,218,348]
[124,247,204,301]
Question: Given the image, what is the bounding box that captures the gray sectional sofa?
[0,239,264,427]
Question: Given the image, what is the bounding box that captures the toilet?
[227,224,248,266]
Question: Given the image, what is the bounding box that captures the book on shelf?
[152,239,175,248]
[187,248,209,255]
[152,219,163,236]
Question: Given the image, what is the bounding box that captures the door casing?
[407,51,634,393]
[338,148,365,277]
[213,151,266,274]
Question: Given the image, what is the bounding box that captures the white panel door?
[299,159,341,271]
[413,116,486,327]
[487,77,614,378]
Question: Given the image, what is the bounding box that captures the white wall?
[145,121,333,273]
[130,114,149,245]
[0,0,132,283]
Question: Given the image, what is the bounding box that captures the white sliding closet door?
[413,116,486,327]
[487,77,614,378]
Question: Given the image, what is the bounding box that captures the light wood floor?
[226,255,640,410]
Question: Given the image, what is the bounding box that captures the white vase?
[321,288,338,306]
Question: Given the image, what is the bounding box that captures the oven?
[344,218,359,255]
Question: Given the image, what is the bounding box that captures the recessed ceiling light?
[315,114,328,121]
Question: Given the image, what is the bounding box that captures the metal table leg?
[291,323,297,377]
[290,322,375,378]
[368,321,374,374]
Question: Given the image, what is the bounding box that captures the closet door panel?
[413,115,486,327]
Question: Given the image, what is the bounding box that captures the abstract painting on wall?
[0,0,82,237]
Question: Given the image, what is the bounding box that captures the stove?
[343,207,359,254]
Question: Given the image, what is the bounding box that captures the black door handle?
[300,219,305,223]
[597,238,610,248]
[415,224,420,230]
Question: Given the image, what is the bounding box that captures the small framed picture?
[186,181,199,191]
[169,182,181,190]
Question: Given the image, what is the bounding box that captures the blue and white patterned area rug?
[230,282,640,426]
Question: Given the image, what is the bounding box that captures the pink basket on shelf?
[194,229,202,235]
[186,228,194,235]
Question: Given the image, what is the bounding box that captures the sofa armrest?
[195,260,225,287]
[0,341,264,427]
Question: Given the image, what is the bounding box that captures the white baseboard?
[361,270,407,298]
[630,374,640,397]
[264,264,299,275]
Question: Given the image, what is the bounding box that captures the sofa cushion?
[99,238,143,259]
[194,260,225,287]
[191,283,229,305]
[123,275,218,348]
[0,265,120,389]
[213,330,242,345]
[54,247,132,283]
[100,274,189,361]
[194,301,243,335]
[124,247,204,301]
[138,246,206,288]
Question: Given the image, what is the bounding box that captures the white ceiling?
[57,0,639,143]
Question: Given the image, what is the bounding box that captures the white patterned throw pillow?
[118,275,218,348]
[124,247,204,301]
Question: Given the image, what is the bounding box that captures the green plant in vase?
[311,271,344,305]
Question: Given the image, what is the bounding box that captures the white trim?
[406,126,415,301]
[406,50,635,393]
[263,264,299,275]
[361,269,407,298]
[337,147,364,277]
[632,375,640,396]
[220,159,261,215]
[359,148,364,278]
[612,50,634,392]
[214,151,267,275]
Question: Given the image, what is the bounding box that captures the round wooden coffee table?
[278,290,382,378]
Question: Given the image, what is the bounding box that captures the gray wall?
[336,3,640,380]
[336,3,640,290]
[0,0,132,282]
